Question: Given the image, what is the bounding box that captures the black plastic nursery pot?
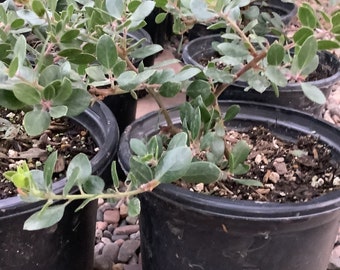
[0,102,119,270]
[182,34,340,117]
[118,101,340,270]
[104,29,153,134]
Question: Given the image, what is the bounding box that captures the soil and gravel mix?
[0,108,97,200]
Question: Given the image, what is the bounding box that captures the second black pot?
[119,101,340,270]
[182,34,340,117]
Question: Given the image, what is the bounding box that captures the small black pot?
[182,34,340,116]
[144,7,173,46]
[103,29,153,134]
[0,102,119,270]
[118,101,340,270]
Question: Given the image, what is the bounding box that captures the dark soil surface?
[176,126,340,203]
[0,108,97,199]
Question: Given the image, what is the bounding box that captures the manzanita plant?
[1,0,339,231]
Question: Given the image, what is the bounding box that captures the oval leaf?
[182,161,222,184]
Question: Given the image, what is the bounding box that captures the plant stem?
[42,180,160,201]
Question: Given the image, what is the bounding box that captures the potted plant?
[0,0,122,269]
[2,1,339,270]
[180,1,339,116]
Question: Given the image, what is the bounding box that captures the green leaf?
[83,175,105,194]
[232,178,263,187]
[147,135,163,160]
[296,36,318,72]
[155,12,167,24]
[0,89,25,110]
[231,140,250,164]
[67,53,96,65]
[129,156,154,184]
[8,57,19,78]
[224,104,240,121]
[117,71,139,91]
[293,27,314,46]
[10,18,25,30]
[113,60,127,77]
[86,66,107,81]
[13,83,41,105]
[172,67,201,82]
[67,153,92,184]
[182,161,221,184]
[63,89,91,116]
[60,29,80,43]
[96,35,117,69]
[58,48,82,57]
[190,107,201,140]
[14,35,26,67]
[49,105,68,118]
[186,80,212,101]
[298,5,317,28]
[155,146,192,183]
[23,110,50,136]
[128,197,141,217]
[232,163,250,175]
[267,43,284,66]
[159,82,181,97]
[301,83,326,105]
[130,44,163,59]
[43,151,57,189]
[111,161,120,189]
[167,132,188,150]
[317,40,340,50]
[190,0,215,20]
[32,0,46,18]
[63,166,79,196]
[39,65,62,87]
[130,138,148,156]
[23,204,66,231]
[53,78,73,103]
[264,66,287,87]
[130,1,155,22]
[106,0,124,19]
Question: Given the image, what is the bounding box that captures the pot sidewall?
[119,101,340,270]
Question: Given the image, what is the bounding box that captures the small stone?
[94,242,105,255]
[103,230,113,239]
[268,171,280,183]
[97,209,104,221]
[98,198,105,206]
[117,239,140,262]
[126,216,138,225]
[99,202,116,213]
[114,225,140,235]
[101,237,113,245]
[114,238,125,246]
[333,177,340,186]
[94,242,120,270]
[124,265,142,270]
[130,231,140,240]
[97,221,108,231]
[112,263,124,270]
[255,154,262,165]
[104,209,120,224]
[95,229,103,240]
[273,158,287,175]
[112,234,129,242]
[108,223,118,232]
[328,245,340,270]
[120,204,129,218]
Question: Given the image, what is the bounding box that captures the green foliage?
[1,0,339,233]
